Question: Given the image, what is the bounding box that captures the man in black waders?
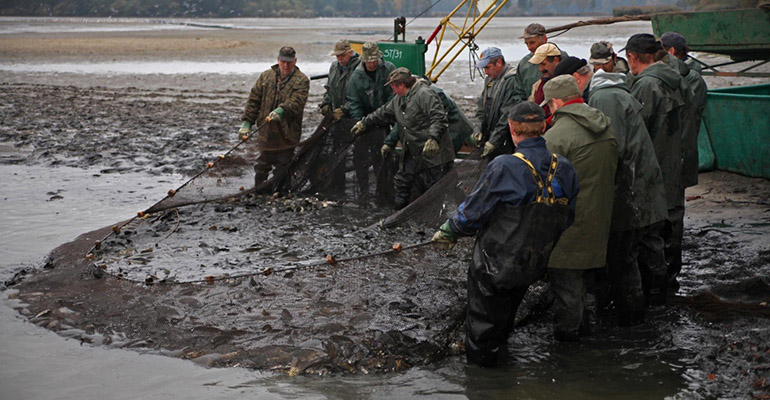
[352,67,455,210]
[432,101,579,367]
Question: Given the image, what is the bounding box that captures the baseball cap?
[278,46,296,62]
[384,67,412,86]
[540,75,580,107]
[529,43,562,65]
[620,33,660,54]
[509,101,545,122]
[520,23,546,39]
[554,56,588,77]
[660,32,689,52]
[476,47,503,69]
[589,41,615,64]
[331,39,351,56]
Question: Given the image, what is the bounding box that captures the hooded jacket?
[631,61,685,209]
[346,59,396,120]
[544,101,617,270]
[321,53,361,114]
[242,64,309,150]
[474,63,518,157]
[589,70,667,232]
[363,80,455,169]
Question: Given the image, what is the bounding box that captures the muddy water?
[2,16,769,399]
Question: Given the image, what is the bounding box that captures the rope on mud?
[104,239,438,285]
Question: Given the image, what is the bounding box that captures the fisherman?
[624,33,685,301]
[588,67,669,323]
[239,46,309,188]
[658,32,706,286]
[320,39,361,121]
[588,41,629,74]
[351,67,455,210]
[384,78,473,154]
[346,42,396,200]
[469,47,519,159]
[431,101,579,367]
[527,42,565,119]
[661,32,707,190]
[542,75,617,341]
[512,23,548,104]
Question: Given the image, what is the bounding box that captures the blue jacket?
[448,136,579,236]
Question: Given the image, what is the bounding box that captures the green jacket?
[681,61,708,188]
[512,53,539,104]
[346,59,396,120]
[544,102,617,270]
[242,64,309,149]
[631,61,685,209]
[589,70,667,233]
[321,53,361,115]
[364,80,455,169]
[474,63,518,156]
[385,83,472,152]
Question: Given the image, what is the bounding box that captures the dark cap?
[554,56,587,77]
[384,67,412,86]
[521,23,546,39]
[660,31,689,52]
[509,101,545,122]
[589,41,615,64]
[278,46,296,61]
[620,33,660,54]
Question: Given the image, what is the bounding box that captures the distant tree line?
[0,0,759,17]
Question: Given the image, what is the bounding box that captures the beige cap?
[528,43,562,65]
[331,39,351,56]
[541,75,580,107]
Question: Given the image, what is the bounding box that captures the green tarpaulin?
[697,83,770,178]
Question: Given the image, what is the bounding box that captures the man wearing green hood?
[625,33,686,297]
[542,75,617,341]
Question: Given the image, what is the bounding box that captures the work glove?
[431,220,457,249]
[266,106,284,122]
[470,132,484,147]
[380,144,391,158]
[481,141,496,158]
[320,104,332,117]
[238,121,251,137]
[422,138,439,158]
[350,120,366,136]
[332,108,345,122]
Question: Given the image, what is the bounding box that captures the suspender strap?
[513,152,560,205]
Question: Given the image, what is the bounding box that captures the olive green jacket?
[512,53,540,104]
[363,80,455,169]
[589,70,667,233]
[631,61,685,209]
[544,102,617,270]
[321,53,361,114]
[242,65,309,150]
[346,59,396,120]
[474,63,518,155]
